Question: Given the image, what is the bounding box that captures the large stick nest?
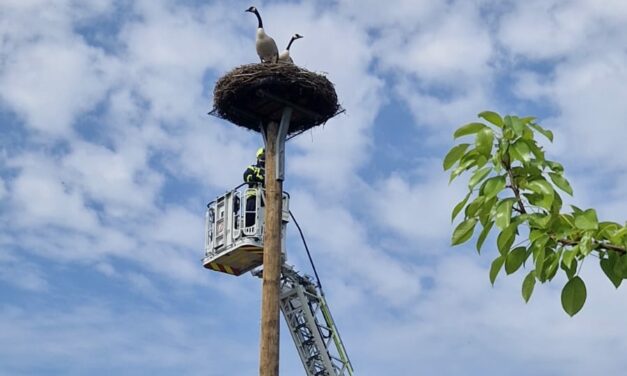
[212,64,342,135]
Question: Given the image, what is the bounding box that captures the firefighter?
[243,147,265,227]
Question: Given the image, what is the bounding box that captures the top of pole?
[211,63,343,135]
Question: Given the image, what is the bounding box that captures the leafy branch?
[445,111,627,316]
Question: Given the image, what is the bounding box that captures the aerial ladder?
[202,183,354,376]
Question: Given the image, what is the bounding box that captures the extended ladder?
[204,185,353,375]
[263,265,353,376]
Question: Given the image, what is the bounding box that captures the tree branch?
[503,158,527,215]
[557,238,626,255]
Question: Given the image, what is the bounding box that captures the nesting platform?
[212,64,342,135]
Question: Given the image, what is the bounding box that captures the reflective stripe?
[208,262,239,275]
[245,166,264,181]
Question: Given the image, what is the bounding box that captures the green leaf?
[452,218,477,245]
[561,256,578,280]
[492,151,503,172]
[476,221,494,254]
[610,226,627,244]
[477,196,497,224]
[551,190,563,213]
[510,141,532,163]
[579,233,594,256]
[528,229,544,244]
[548,172,573,196]
[521,127,534,141]
[562,248,578,269]
[598,221,621,240]
[522,270,536,302]
[505,246,526,275]
[613,253,624,275]
[618,254,627,278]
[525,140,545,162]
[600,255,623,288]
[497,225,516,256]
[478,111,503,127]
[530,123,554,142]
[443,143,471,170]
[511,116,524,136]
[574,209,599,231]
[571,205,584,214]
[468,166,492,189]
[451,192,471,222]
[535,247,546,280]
[454,122,487,139]
[520,116,536,124]
[475,128,494,156]
[527,179,554,210]
[545,250,561,281]
[559,214,576,229]
[495,198,516,230]
[531,234,549,256]
[449,157,476,183]
[529,213,551,229]
[482,176,506,199]
[546,160,563,173]
[527,178,553,196]
[465,195,486,218]
[490,256,505,285]
[561,276,587,316]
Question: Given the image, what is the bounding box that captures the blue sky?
[2,0,627,375]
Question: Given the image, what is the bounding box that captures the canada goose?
[245,6,279,63]
[278,33,304,64]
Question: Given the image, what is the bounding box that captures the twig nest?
[212,63,342,135]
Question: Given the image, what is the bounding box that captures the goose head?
[286,33,304,50]
[246,6,263,28]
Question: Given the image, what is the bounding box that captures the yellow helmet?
[256,147,265,160]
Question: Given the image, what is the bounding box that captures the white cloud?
[374,2,493,87]
[116,0,253,128]
[139,206,203,249]
[0,302,259,375]
[0,178,6,200]
[397,82,491,141]
[289,190,423,307]
[337,0,444,30]
[0,7,119,135]
[62,139,164,217]
[162,119,256,189]
[9,154,100,232]
[340,253,627,376]
[125,272,162,300]
[513,70,554,101]
[369,159,466,245]
[498,0,627,61]
[548,53,627,168]
[0,252,48,292]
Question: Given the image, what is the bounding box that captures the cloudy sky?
[2,0,627,375]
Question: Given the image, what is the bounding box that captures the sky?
[2,0,627,375]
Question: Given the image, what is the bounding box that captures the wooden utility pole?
[211,63,339,376]
[259,120,282,376]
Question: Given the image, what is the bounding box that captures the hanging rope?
[289,210,324,293]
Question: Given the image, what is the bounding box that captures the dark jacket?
[243,161,265,187]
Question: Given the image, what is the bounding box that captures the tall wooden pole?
[260,120,282,376]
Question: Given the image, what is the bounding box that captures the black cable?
[289,210,323,293]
